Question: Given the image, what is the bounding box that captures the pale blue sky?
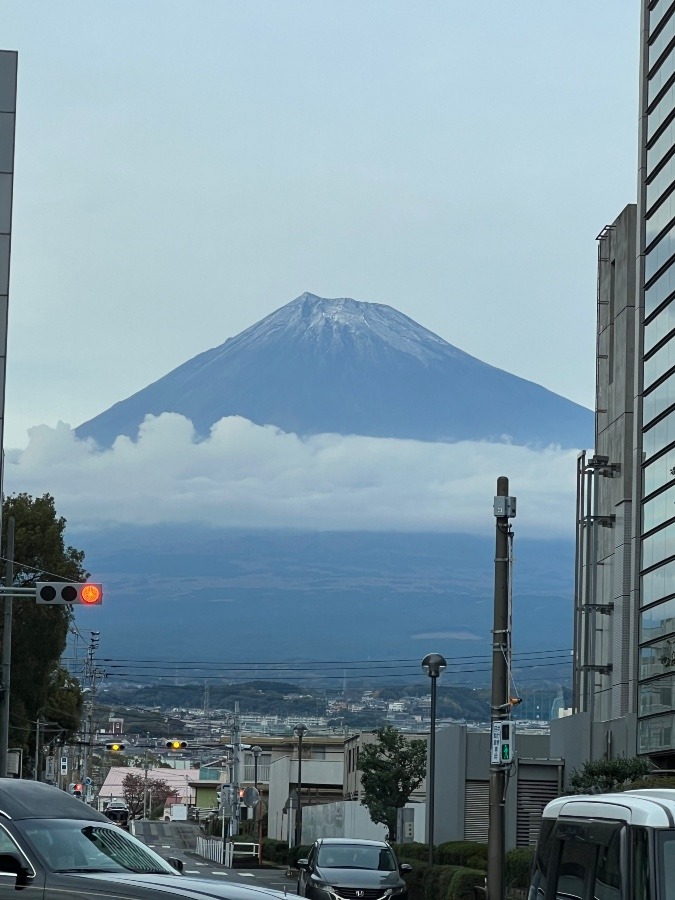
[2,1,638,447]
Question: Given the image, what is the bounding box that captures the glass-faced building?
[637,0,675,761]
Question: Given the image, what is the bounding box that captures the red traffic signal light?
[36,582,103,606]
[166,740,187,751]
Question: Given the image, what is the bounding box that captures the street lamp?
[422,653,446,868]
[294,724,308,847]
[251,745,262,788]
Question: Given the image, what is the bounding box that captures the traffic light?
[36,582,103,606]
[500,721,515,763]
[71,782,83,797]
[105,742,126,752]
[166,740,187,751]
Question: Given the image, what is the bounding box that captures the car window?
[18,819,176,874]
[554,837,597,900]
[0,826,20,857]
[317,844,396,871]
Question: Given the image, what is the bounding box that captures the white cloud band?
[4,414,581,537]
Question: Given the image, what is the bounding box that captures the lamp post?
[252,745,262,788]
[422,653,446,868]
[294,724,307,847]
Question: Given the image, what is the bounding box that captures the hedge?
[448,868,486,900]
[400,858,431,900]
[437,842,487,867]
[391,841,431,862]
[505,847,535,891]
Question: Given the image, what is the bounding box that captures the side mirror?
[0,853,32,887]
[166,856,184,873]
[399,863,412,874]
[297,858,310,870]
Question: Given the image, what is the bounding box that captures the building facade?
[635,0,675,763]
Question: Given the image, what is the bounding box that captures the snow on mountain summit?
[220,292,466,366]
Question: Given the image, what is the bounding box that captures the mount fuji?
[76,293,592,448]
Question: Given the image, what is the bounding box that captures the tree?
[358,725,427,838]
[569,757,650,794]
[122,772,174,818]
[0,493,89,763]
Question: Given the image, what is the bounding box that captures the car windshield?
[18,819,177,875]
[317,844,396,871]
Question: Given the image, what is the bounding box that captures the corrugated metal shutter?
[516,779,558,847]
[464,781,489,842]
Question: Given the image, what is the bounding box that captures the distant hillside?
[76,293,592,448]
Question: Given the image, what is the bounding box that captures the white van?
[528,788,675,899]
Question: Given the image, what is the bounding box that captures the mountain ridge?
[76,292,593,449]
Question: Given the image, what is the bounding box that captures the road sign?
[84,777,92,786]
[491,720,515,765]
[60,756,68,776]
[45,756,55,779]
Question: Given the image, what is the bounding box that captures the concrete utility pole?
[487,477,515,900]
[0,516,14,777]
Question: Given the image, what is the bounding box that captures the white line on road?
[238,874,255,877]
[211,871,229,876]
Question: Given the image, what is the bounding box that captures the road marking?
[238,873,255,877]
[162,844,172,848]
[195,862,207,866]
[211,871,229,876]
[185,870,200,874]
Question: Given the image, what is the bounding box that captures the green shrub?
[401,859,431,900]
[423,864,461,900]
[448,868,486,900]
[288,844,311,868]
[466,854,487,871]
[393,842,431,862]
[261,838,288,865]
[505,847,535,891]
[437,842,487,867]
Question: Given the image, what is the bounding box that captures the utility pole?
[487,476,516,900]
[0,516,14,777]
[33,717,42,781]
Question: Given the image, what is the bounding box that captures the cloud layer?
[4,414,581,537]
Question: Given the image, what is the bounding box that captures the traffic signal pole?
[487,477,514,900]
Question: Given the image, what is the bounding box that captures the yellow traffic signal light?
[166,740,187,751]
[105,742,126,752]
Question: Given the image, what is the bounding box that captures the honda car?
[297,838,410,900]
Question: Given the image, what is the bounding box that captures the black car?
[297,838,411,900]
[0,779,285,899]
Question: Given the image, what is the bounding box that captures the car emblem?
[356,892,365,898]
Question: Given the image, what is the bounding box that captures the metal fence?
[195,837,232,866]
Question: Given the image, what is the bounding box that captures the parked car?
[297,837,411,899]
[0,779,284,899]
[529,788,675,899]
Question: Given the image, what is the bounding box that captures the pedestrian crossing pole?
[487,477,515,900]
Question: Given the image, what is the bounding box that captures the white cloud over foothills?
[4,414,579,537]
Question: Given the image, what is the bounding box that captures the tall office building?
[559,0,675,771]
[634,0,675,762]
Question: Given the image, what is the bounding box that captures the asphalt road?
[132,821,297,893]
